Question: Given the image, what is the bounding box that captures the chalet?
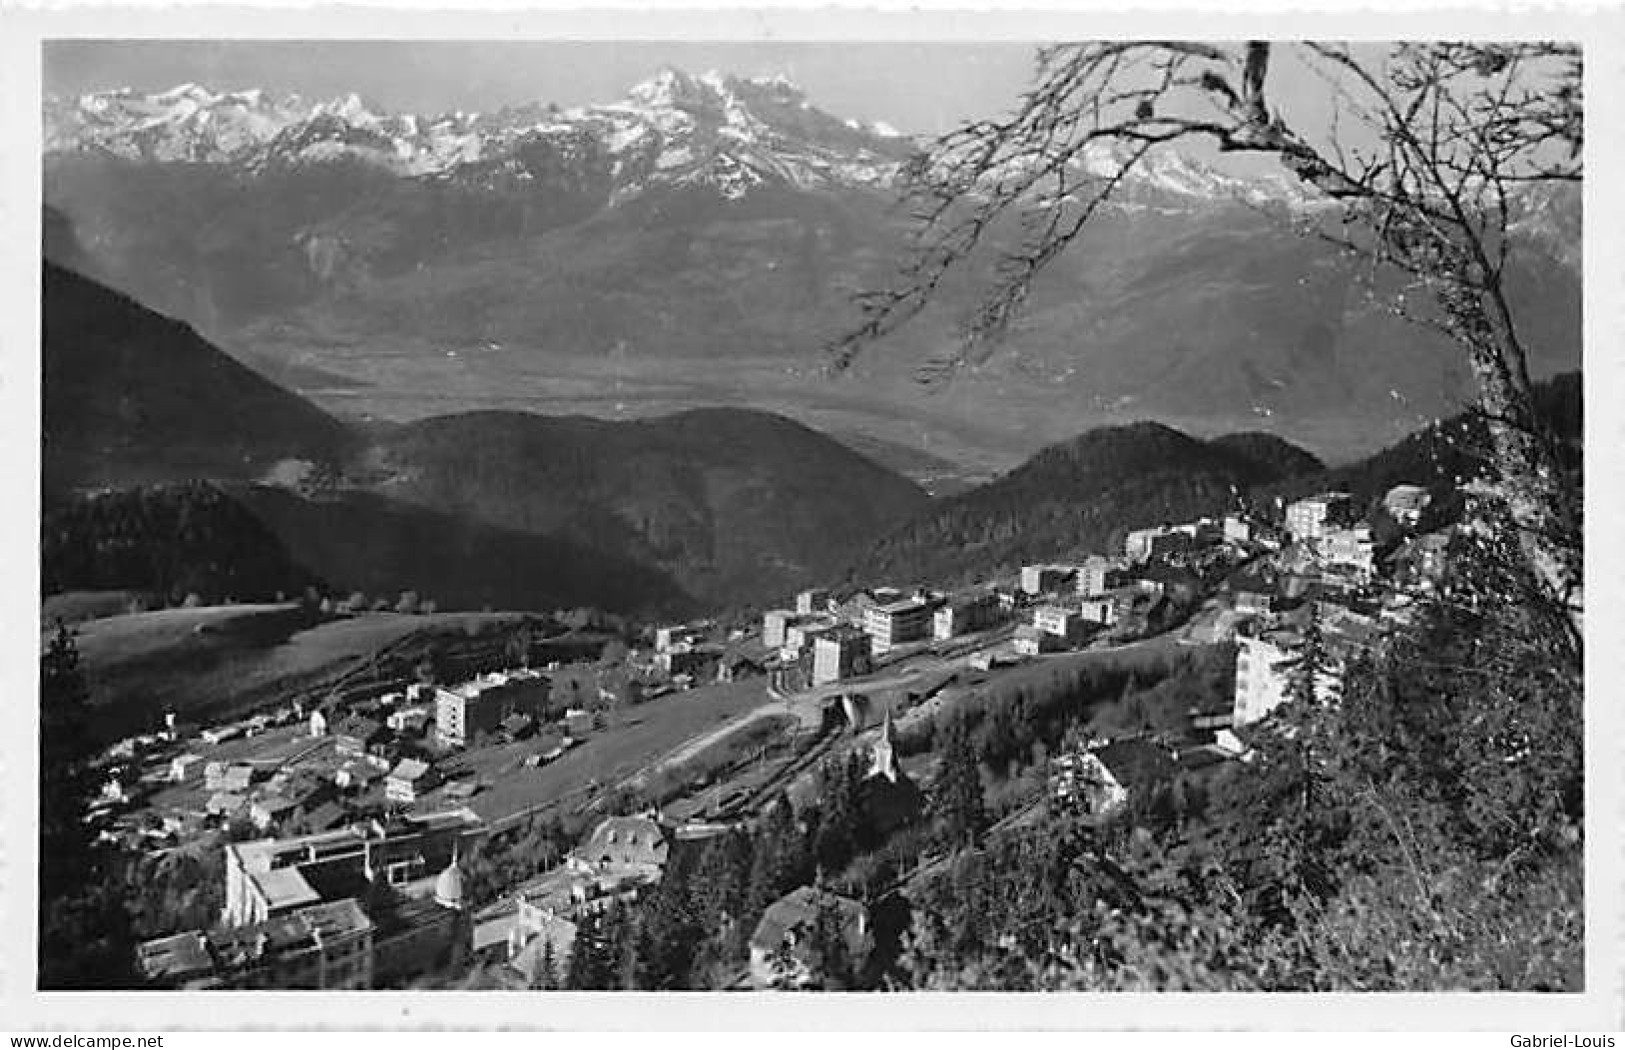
[332,716,387,758]
[385,705,432,736]
[333,759,385,793]
[200,724,245,746]
[268,769,333,810]
[205,763,256,795]
[563,709,594,737]
[1048,750,1129,818]
[206,792,248,818]
[169,753,203,784]
[654,625,701,652]
[1078,594,1120,626]
[300,799,350,832]
[249,794,301,833]
[308,709,329,739]
[385,759,439,806]
[1092,738,1180,797]
[505,902,578,987]
[1222,513,1254,544]
[1012,624,1062,657]
[136,930,217,988]
[1387,531,1452,593]
[442,780,481,804]
[499,712,536,743]
[568,813,670,881]
[655,643,720,679]
[1318,525,1377,580]
[1382,484,1433,527]
[748,886,873,990]
[1032,603,1086,644]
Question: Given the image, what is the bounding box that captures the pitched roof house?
[569,814,669,876]
[748,886,872,990]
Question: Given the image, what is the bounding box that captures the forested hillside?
[42,262,354,497]
[367,407,930,607]
[849,421,1321,587]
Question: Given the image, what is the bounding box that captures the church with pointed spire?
[858,706,923,835]
[868,708,900,783]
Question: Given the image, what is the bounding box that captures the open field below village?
[41,589,150,629]
[445,678,776,829]
[65,604,541,745]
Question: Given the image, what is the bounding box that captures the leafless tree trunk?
[832,41,1582,652]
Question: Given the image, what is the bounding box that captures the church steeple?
[868,708,898,783]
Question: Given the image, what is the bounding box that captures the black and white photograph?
[10,5,1616,1026]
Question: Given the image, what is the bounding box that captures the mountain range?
[46,236,1576,618]
[41,260,926,613]
[44,69,1583,474]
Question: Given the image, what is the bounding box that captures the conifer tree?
[935,716,989,851]
[529,938,559,990]
[565,907,614,990]
[38,623,136,988]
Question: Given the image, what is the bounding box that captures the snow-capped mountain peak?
[45,70,914,198]
[44,71,1326,209]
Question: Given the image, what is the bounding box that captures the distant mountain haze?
[39,250,1580,618]
[43,71,1581,472]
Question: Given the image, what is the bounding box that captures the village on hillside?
[95,476,1461,991]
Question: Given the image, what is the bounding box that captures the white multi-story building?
[655,625,701,652]
[794,588,831,615]
[434,669,549,748]
[1074,556,1125,597]
[812,628,872,686]
[1020,564,1076,596]
[783,614,837,656]
[1032,603,1079,640]
[1078,594,1120,626]
[762,609,795,649]
[932,592,1000,640]
[1232,631,1342,727]
[1013,624,1061,656]
[863,596,937,655]
[1319,524,1377,580]
[1285,492,1357,542]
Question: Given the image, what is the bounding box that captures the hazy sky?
[44,41,1046,135]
